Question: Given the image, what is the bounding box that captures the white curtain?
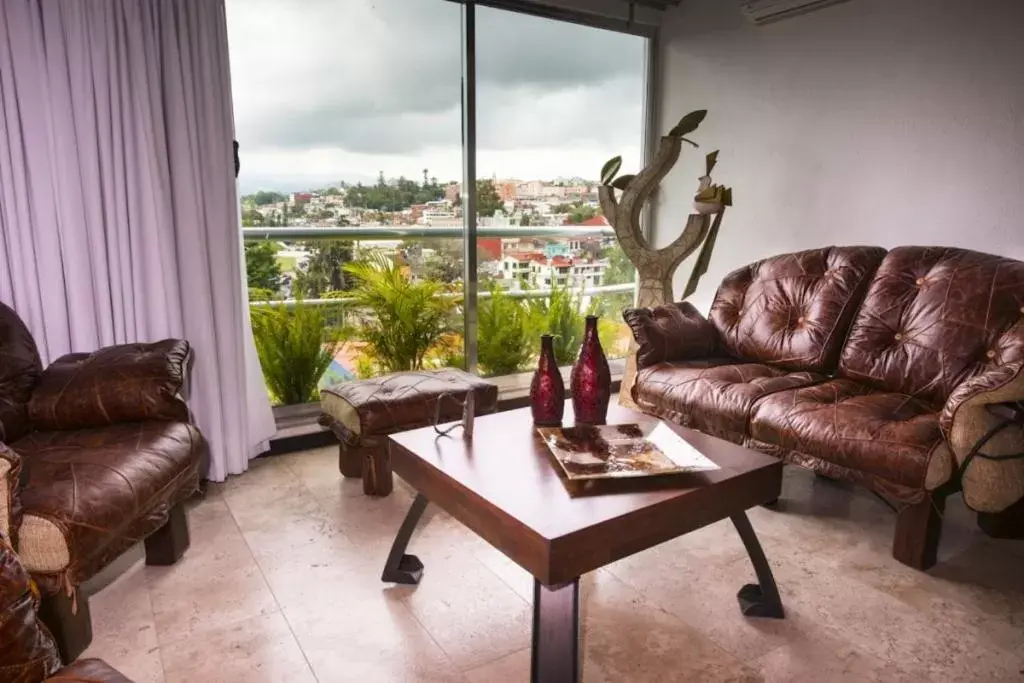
[0,0,275,481]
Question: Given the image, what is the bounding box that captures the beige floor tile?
[400,550,532,670]
[284,599,465,682]
[580,571,760,682]
[281,445,344,498]
[81,452,1024,683]
[160,612,315,683]
[748,633,888,683]
[82,561,165,683]
[464,648,531,682]
[148,559,279,646]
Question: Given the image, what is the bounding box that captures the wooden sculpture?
[597,110,733,404]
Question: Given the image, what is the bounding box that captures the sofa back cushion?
[839,246,1024,406]
[0,303,42,443]
[709,246,887,373]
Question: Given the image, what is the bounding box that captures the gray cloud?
[228,0,645,158]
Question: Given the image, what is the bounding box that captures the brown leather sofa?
[625,246,1024,569]
[1,533,132,682]
[0,302,206,661]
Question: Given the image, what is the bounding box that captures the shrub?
[247,287,275,302]
[343,254,457,372]
[527,286,586,365]
[251,300,341,405]
[477,286,534,376]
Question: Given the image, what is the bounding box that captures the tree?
[420,240,463,283]
[248,190,287,206]
[245,241,283,292]
[294,241,354,297]
[241,209,265,227]
[476,179,503,217]
[555,201,599,224]
[519,213,532,227]
[602,246,635,286]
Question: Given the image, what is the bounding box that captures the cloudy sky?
[225,0,646,194]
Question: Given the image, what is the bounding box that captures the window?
[230,0,648,404]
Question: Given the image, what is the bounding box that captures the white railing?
[242,225,615,240]
[248,281,635,307]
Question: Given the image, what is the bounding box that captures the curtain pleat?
[0,0,275,481]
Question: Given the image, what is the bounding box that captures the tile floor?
[82,445,1024,682]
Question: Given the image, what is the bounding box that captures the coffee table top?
[388,401,781,585]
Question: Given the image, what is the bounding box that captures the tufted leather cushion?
[839,246,1024,407]
[709,246,887,373]
[0,533,63,683]
[320,369,498,441]
[28,341,192,432]
[0,303,43,444]
[45,658,132,683]
[14,422,203,587]
[634,359,824,444]
[623,302,721,370]
[749,379,954,498]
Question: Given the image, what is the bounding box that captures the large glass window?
[227,0,464,405]
[474,7,645,376]
[228,0,647,405]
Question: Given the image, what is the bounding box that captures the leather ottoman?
[319,369,498,495]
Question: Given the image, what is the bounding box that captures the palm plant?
[527,286,586,365]
[250,300,340,405]
[343,254,457,372]
[477,285,534,376]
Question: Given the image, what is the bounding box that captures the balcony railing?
[242,224,636,408]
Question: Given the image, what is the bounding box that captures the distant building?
[444,183,461,203]
[478,237,503,261]
[290,192,313,203]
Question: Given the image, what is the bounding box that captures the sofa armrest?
[28,340,193,431]
[940,361,1024,512]
[623,301,721,370]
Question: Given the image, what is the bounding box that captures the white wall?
[653,0,1024,312]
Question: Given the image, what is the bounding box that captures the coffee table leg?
[381,493,428,585]
[731,511,785,619]
[531,578,580,683]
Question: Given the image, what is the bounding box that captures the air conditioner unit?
[741,0,850,25]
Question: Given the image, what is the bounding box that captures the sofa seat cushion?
[749,379,954,494]
[634,358,825,444]
[13,422,203,582]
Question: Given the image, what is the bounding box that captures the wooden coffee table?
[383,401,784,683]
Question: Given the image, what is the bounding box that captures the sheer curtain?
[0,0,274,480]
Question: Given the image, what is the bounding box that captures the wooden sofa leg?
[145,503,190,566]
[977,497,1024,539]
[39,589,92,664]
[892,492,946,570]
[338,444,362,478]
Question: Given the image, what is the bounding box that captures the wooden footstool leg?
[339,443,362,478]
[363,442,394,497]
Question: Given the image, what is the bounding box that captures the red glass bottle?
[530,334,565,426]
[571,315,611,425]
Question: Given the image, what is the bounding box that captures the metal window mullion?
[462,1,479,373]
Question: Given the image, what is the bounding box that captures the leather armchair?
[0,302,205,662]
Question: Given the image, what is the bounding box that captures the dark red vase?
[571,315,611,425]
[530,334,565,426]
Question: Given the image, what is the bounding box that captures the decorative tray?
[537,422,720,480]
